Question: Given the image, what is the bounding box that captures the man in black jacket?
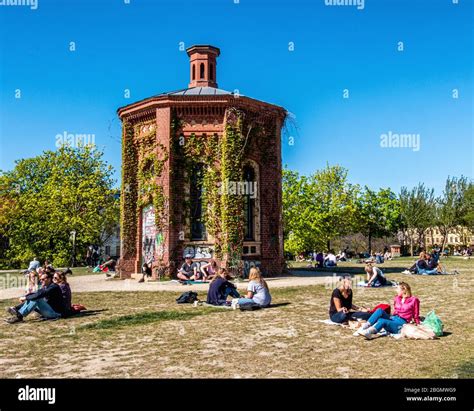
[5,271,66,324]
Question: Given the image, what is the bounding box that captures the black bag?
[176,291,198,304]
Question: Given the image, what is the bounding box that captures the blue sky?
[0,0,472,194]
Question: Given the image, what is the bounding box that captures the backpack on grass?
[176,291,198,304]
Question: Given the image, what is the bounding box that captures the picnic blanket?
[319,319,344,326]
[320,319,397,339]
[201,302,232,309]
[356,281,397,288]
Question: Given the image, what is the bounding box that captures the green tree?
[356,187,401,253]
[0,146,119,267]
[461,183,474,230]
[435,176,470,252]
[399,184,435,256]
[282,165,358,255]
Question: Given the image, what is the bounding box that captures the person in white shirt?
[324,251,337,267]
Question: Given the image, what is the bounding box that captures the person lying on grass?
[231,267,271,309]
[364,263,388,287]
[206,268,240,306]
[357,281,420,339]
[329,276,371,324]
[5,271,67,324]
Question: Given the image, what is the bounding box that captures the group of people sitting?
[453,247,472,258]
[314,250,340,268]
[329,276,420,339]
[5,258,76,324]
[141,253,272,309]
[139,254,219,283]
[403,251,447,275]
[205,266,271,309]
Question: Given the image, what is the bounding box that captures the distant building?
[101,225,120,259]
[424,226,474,248]
[399,226,474,252]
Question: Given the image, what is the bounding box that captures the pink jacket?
[393,295,420,324]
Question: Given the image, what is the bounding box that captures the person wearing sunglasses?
[5,271,66,324]
[53,271,73,316]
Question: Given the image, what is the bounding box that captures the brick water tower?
[117,45,287,279]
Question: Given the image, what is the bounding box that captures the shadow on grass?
[289,266,411,276]
[68,309,109,318]
[454,358,473,378]
[267,302,291,308]
[78,310,205,330]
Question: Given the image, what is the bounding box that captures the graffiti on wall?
[182,245,213,259]
[243,260,261,277]
[142,205,156,264]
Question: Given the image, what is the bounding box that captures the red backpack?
[369,303,391,315]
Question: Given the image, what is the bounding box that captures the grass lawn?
[0,258,472,378]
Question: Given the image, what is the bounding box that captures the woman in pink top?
[357,282,420,339]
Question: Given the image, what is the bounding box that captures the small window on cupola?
[200,63,205,79]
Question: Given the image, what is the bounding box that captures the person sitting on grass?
[206,268,240,306]
[10,270,42,315]
[200,259,218,282]
[364,263,388,287]
[26,270,40,294]
[416,252,440,275]
[138,256,154,283]
[177,254,199,282]
[357,282,420,339]
[231,267,271,309]
[425,252,447,274]
[5,271,66,324]
[53,271,73,317]
[336,250,347,262]
[324,250,337,267]
[315,252,324,268]
[102,256,117,272]
[329,276,371,324]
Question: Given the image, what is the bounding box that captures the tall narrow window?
[192,64,196,80]
[200,63,205,79]
[209,63,214,80]
[243,165,255,241]
[190,164,206,240]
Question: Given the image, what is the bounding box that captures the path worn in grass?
[0,258,472,378]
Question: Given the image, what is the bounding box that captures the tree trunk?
[368,229,372,255]
[327,240,331,252]
[440,227,447,257]
[410,235,414,257]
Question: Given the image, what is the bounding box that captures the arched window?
[243,165,255,241]
[209,63,214,80]
[200,63,205,79]
[192,64,196,80]
[190,163,206,240]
